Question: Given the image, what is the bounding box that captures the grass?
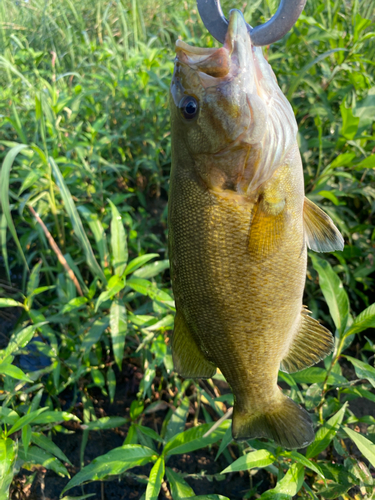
[0,0,375,498]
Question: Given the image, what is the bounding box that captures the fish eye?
[179,96,199,120]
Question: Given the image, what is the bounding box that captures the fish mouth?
[175,9,252,84]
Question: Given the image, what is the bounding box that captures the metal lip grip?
[197,0,307,46]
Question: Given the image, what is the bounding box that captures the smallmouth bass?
[168,10,343,449]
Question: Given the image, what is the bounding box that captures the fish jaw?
[170,9,297,195]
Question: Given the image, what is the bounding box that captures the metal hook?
[196,0,307,46]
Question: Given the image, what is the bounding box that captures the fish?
[168,9,344,449]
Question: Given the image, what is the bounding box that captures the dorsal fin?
[303,197,344,253]
[280,307,334,373]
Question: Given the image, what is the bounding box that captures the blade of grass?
[0,144,29,269]
[49,158,107,284]
[0,213,10,282]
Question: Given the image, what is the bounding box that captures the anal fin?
[303,197,344,252]
[280,307,334,373]
[172,312,216,379]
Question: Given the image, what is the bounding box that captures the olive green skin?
[168,121,306,414]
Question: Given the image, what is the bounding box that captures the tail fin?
[232,394,314,449]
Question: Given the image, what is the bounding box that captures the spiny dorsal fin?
[280,307,334,373]
[303,197,344,253]
[172,312,216,379]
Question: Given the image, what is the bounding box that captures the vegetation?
[0,0,374,498]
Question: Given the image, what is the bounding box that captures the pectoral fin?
[172,312,216,379]
[280,307,334,373]
[249,196,286,259]
[303,197,344,252]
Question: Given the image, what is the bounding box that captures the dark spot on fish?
[222,180,237,191]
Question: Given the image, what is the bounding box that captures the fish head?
[170,9,297,193]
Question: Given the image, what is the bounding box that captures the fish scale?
[168,10,343,448]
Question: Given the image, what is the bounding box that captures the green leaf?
[0,144,29,268]
[17,444,69,477]
[145,456,165,500]
[221,449,276,473]
[95,275,126,311]
[78,205,109,271]
[340,100,360,140]
[344,303,375,338]
[316,482,352,499]
[62,445,156,493]
[4,324,40,358]
[7,408,48,435]
[124,254,159,276]
[108,199,128,277]
[304,383,323,410]
[29,411,80,425]
[22,424,32,457]
[0,408,19,426]
[107,367,116,404]
[62,296,89,313]
[306,403,348,458]
[130,400,144,421]
[215,421,233,460]
[0,438,17,499]
[50,158,106,283]
[0,363,33,383]
[291,367,347,385]
[133,260,169,279]
[166,467,195,499]
[163,420,230,457]
[0,213,10,282]
[124,424,138,445]
[343,427,375,468]
[126,277,173,303]
[0,298,24,308]
[311,255,349,335]
[345,356,375,388]
[261,463,304,498]
[110,299,127,369]
[83,417,127,431]
[164,397,190,443]
[91,369,105,387]
[31,432,72,465]
[280,450,325,479]
[26,260,42,301]
[136,425,164,444]
[81,317,110,354]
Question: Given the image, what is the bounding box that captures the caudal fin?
[232,395,314,449]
